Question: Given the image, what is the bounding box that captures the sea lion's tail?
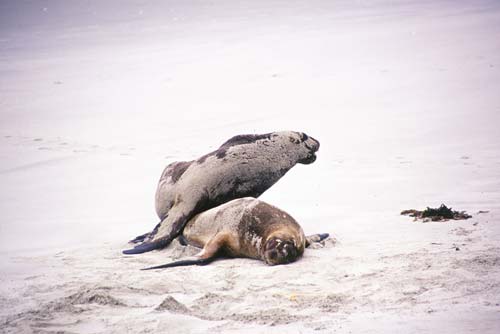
[305,233,329,248]
[141,257,216,270]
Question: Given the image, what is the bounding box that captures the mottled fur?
[123,131,320,254]
[143,198,307,269]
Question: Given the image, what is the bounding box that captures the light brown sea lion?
[142,198,329,269]
[123,131,320,254]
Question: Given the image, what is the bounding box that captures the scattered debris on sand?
[401,204,472,222]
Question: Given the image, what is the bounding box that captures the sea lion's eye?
[267,239,278,249]
[269,250,278,259]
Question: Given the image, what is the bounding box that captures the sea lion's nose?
[311,137,320,150]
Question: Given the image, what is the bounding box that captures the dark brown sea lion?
[142,198,329,269]
[123,131,320,254]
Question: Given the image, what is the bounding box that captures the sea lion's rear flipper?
[123,241,168,254]
[140,232,229,270]
[177,234,189,246]
[128,222,162,244]
[123,208,191,254]
[129,232,150,244]
[123,234,174,255]
[305,233,329,248]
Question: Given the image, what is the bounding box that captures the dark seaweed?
[401,204,472,222]
[422,204,455,219]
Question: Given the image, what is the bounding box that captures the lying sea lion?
[123,131,320,254]
[142,198,329,269]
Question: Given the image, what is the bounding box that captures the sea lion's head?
[272,131,320,165]
[263,236,304,265]
[217,131,319,165]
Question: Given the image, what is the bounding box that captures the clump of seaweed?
[401,204,472,222]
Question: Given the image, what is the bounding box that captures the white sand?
[1,0,500,333]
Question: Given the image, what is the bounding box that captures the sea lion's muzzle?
[263,238,301,265]
[299,136,320,165]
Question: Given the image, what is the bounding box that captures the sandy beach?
[1,1,500,333]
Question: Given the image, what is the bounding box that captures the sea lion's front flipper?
[141,232,229,270]
[141,256,216,270]
[305,233,329,248]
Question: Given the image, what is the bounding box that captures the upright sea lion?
[123,131,320,254]
[142,198,329,269]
